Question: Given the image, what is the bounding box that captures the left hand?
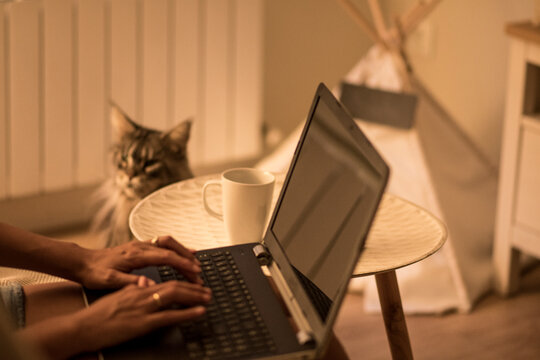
[77,235,202,289]
[18,280,211,360]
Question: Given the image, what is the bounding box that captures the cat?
[91,106,194,247]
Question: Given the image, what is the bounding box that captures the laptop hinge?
[252,243,272,266]
[253,245,315,345]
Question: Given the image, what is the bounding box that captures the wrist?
[47,241,92,284]
[67,245,94,285]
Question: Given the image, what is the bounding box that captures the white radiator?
[0,0,264,202]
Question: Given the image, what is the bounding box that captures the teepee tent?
[257,0,497,313]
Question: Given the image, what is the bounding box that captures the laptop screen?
[269,86,387,322]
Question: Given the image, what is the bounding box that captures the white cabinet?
[515,121,540,232]
[494,22,540,295]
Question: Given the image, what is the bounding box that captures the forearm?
[16,312,94,360]
[0,222,90,282]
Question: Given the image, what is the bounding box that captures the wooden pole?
[336,0,387,48]
[375,270,414,360]
[401,0,442,35]
[367,0,388,41]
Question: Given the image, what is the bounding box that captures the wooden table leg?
[375,270,413,360]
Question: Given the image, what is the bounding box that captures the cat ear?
[111,105,138,140]
[162,119,192,151]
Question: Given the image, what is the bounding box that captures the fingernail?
[192,264,201,272]
[203,293,211,301]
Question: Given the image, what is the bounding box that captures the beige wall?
[263,0,372,138]
[264,0,534,166]
[388,0,534,166]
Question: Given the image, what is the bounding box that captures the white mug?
[202,168,275,245]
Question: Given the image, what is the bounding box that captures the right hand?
[78,236,203,289]
[73,280,211,353]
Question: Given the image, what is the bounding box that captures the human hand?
[19,280,211,359]
[79,281,210,351]
[78,235,202,289]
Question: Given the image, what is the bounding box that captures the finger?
[154,236,200,265]
[145,280,211,294]
[130,240,200,269]
[147,306,206,328]
[124,241,202,284]
[126,242,201,272]
[137,276,147,287]
[137,276,156,287]
[157,282,212,306]
[101,271,142,288]
[131,249,203,284]
[143,281,211,303]
[149,288,209,313]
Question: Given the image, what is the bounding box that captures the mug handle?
[202,180,223,221]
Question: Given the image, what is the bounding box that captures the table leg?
[375,270,413,360]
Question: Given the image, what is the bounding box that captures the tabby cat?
[92,106,193,247]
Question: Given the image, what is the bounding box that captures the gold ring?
[152,292,162,308]
[150,236,159,245]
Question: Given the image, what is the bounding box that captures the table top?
[130,174,447,276]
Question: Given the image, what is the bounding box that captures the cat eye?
[144,161,163,174]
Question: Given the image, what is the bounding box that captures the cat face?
[110,107,193,199]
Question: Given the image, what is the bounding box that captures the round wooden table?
[130,174,447,360]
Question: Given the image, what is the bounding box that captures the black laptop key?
[156,250,275,359]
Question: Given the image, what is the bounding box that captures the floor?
[52,228,540,360]
[335,264,540,360]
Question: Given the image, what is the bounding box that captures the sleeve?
[0,283,26,329]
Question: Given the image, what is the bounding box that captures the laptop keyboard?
[157,250,277,359]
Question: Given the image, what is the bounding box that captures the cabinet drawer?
[515,127,540,232]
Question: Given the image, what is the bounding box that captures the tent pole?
[336,0,387,48]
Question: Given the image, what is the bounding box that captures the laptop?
[86,83,389,359]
